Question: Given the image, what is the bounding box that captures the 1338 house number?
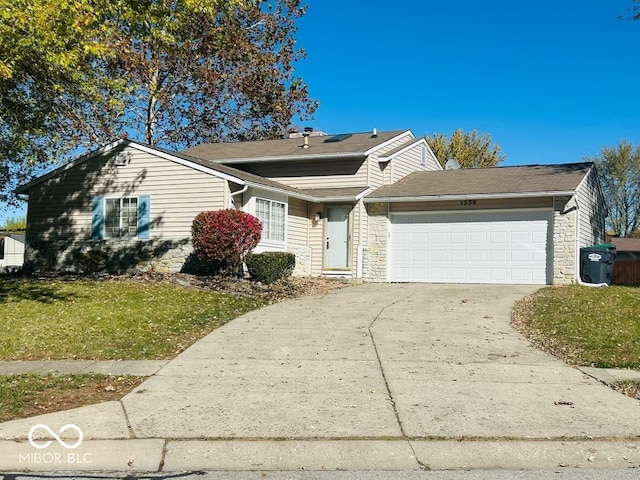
[460,200,477,206]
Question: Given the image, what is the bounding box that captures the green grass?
[0,278,265,360]
[0,374,144,422]
[514,285,640,368]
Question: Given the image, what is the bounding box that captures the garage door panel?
[431,250,447,262]
[510,268,529,281]
[390,211,551,284]
[413,251,427,262]
[490,231,507,244]
[531,250,546,262]
[470,251,487,262]
[489,268,508,282]
[431,232,447,244]
[469,232,487,244]
[431,267,448,281]
[450,232,467,244]
[490,250,508,262]
[511,250,528,262]
[450,250,467,262]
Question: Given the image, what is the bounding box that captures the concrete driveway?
[2,283,640,472]
[118,283,640,440]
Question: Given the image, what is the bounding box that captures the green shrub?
[246,252,295,284]
[75,249,109,274]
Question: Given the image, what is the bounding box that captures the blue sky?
[295,0,640,165]
[2,0,639,225]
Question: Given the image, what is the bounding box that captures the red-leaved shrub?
[191,209,262,274]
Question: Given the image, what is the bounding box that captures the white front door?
[324,206,351,270]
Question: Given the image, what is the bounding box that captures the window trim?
[253,196,287,248]
[103,195,140,240]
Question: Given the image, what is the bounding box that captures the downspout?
[229,184,248,209]
[574,196,608,288]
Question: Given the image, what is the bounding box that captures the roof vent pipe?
[372,128,377,138]
[302,133,310,149]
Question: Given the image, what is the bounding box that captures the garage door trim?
[388,208,554,284]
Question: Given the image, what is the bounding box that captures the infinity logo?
[28,424,83,450]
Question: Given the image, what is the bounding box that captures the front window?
[256,198,285,242]
[105,197,138,239]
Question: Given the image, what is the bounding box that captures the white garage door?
[390,210,551,284]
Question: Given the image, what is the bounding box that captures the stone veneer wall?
[363,202,388,282]
[25,239,314,277]
[287,245,312,277]
[552,196,578,285]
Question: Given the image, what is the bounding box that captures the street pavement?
[0,283,639,473]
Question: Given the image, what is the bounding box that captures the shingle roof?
[297,187,370,200]
[181,130,408,162]
[378,137,425,159]
[367,163,593,200]
[608,237,640,252]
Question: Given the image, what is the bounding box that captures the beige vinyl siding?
[26,145,227,243]
[237,159,368,189]
[352,200,365,270]
[391,144,440,182]
[287,197,308,247]
[367,132,414,187]
[309,202,323,275]
[576,167,606,248]
[388,197,553,213]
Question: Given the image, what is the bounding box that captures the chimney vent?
[372,128,378,138]
[303,135,310,149]
[304,126,314,133]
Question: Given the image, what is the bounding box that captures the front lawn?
[0,278,265,360]
[0,374,144,422]
[513,285,640,369]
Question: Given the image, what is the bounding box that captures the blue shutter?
[92,196,104,240]
[137,195,150,239]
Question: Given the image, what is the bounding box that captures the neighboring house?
[0,233,25,269]
[15,129,606,285]
[606,236,640,285]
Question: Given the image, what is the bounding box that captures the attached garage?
[364,163,608,285]
[389,210,552,284]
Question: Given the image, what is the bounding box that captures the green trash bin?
[580,244,616,284]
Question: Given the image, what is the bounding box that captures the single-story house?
[15,129,606,285]
[0,233,25,270]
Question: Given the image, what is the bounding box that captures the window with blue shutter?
[94,195,150,240]
[92,196,104,240]
[137,195,150,239]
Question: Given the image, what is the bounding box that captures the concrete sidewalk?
[0,284,639,473]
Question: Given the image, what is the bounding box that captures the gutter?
[229,185,249,209]
[364,190,578,203]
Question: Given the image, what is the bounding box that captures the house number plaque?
[460,200,477,206]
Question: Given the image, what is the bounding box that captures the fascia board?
[129,143,245,184]
[364,190,578,203]
[14,139,127,194]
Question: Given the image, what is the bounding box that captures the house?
[606,236,640,285]
[0,232,25,270]
[15,129,606,285]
